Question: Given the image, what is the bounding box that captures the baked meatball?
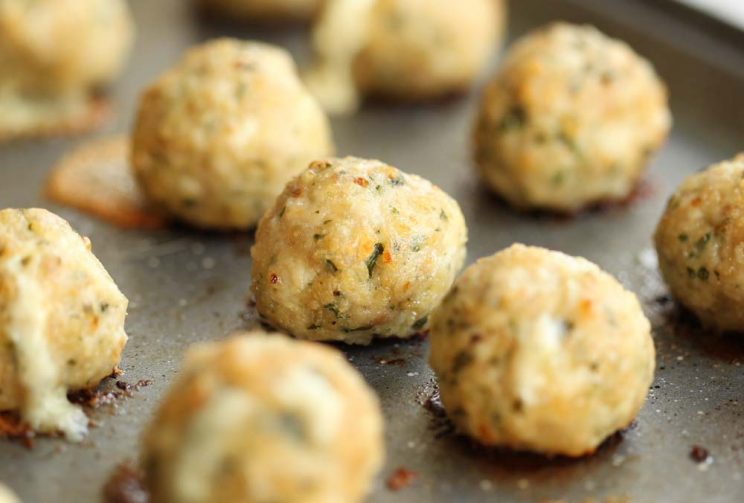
[142,332,384,503]
[0,209,128,440]
[654,154,744,333]
[202,0,321,21]
[251,157,467,344]
[306,0,504,114]
[0,0,134,138]
[473,23,671,212]
[429,244,655,457]
[131,39,334,230]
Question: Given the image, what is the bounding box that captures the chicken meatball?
[251,157,467,344]
[131,39,334,230]
[142,332,384,503]
[429,244,655,457]
[201,0,321,21]
[473,23,671,212]
[0,208,128,440]
[0,0,134,139]
[654,154,744,333]
[306,0,504,114]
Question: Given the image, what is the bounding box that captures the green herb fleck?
[325,259,338,273]
[313,233,325,241]
[452,351,473,373]
[323,303,340,318]
[677,233,689,242]
[390,176,406,186]
[412,317,428,330]
[498,104,526,132]
[697,267,710,280]
[550,172,566,186]
[439,209,448,221]
[694,232,712,253]
[278,206,286,218]
[366,243,384,278]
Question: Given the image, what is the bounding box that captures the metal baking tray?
[1,0,743,501]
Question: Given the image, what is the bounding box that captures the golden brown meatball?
[251,157,467,344]
[306,0,504,114]
[429,244,655,456]
[131,39,334,230]
[473,23,671,212]
[0,208,128,440]
[142,332,384,503]
[0,0,134,139]
[654,154,744,333]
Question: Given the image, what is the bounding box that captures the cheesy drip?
[7,255,89,441]
[304,0,376,115]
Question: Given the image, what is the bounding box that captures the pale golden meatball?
[131,39,334,230]
[252,157,467,344]
[0,209,128,440]
[202,0,321,21]
[0,0,134,138]
[306,0,504,114]
[654,154,744,333]
[429,244,655,457]
[473,23,671,212]
[142,332,384,503]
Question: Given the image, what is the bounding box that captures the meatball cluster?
[429,244,655,456]
[307,0,504,114]
[252,157,467,344]
[0,209,128,440]
[132,39,334,230]
[0,0,134,138]
[473,23,671,212]
[142,332,384,503]
[655,154,744,333]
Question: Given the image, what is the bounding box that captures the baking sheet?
[1,0,744,501]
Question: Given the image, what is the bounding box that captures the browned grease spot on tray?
[0,373,151,448]
[45,135,168,229]
[103,461,149,503]
[386,467,418,491]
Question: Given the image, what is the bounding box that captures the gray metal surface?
[1,0,743,501]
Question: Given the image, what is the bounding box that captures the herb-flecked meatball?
[473,23,671,212]
[131,39,334,230]
[306,0,504,114]
[0,0,133,138]
[201,0,321,21]
[142,332,384,503]
[251,157,467,344]
[0,208,128,440]
[429,244,655,457]
[654,154,744,333]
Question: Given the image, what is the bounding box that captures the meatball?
[0,209,128,440]
[201,0,321,21]
[654,154,744,333]
[131,39,334,230]
[429,244,655,457]
[473,23,671,212]
[251,157,467,344]
[306,0,504,114]
[142,332,384,503]
[0,0,134,138]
